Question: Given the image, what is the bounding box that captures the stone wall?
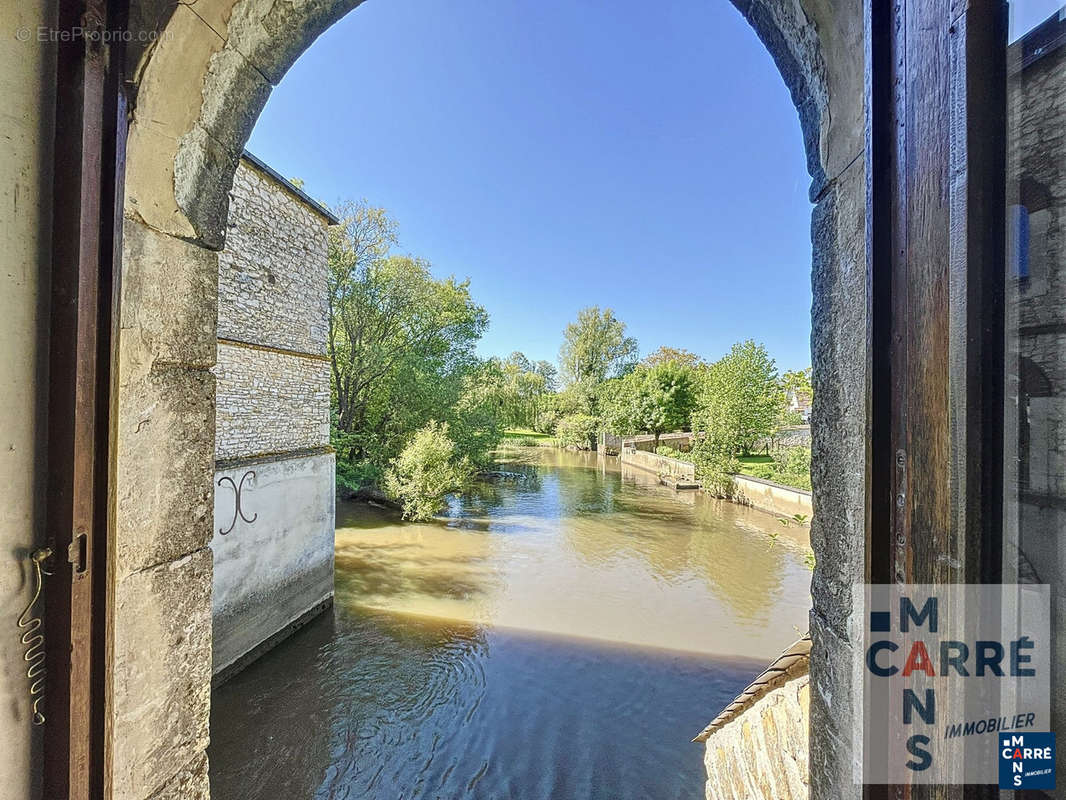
[619,448,697,480]
[732,474,813,520]
[210,155,335,681]
[702,674,810,799]
[624,432,696,453]
[214,341,330,459]
[218,161,330,354]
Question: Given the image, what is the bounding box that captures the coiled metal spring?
[17,547,52,726]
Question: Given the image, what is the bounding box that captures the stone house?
[211,152,339,680]
[785,388,812,423]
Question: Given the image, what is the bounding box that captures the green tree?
[641,346,704,369]
[558,306,638,414]
[533,360,558,392]
[555,413,600,450]
[692,340,781,457]
[781,367,813,398]
[327,200,497,491]
[602,361,697,446]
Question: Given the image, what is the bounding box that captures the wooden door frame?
[45,0,128,795]
[865,0,1006,794]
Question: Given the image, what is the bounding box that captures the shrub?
[384,422,473,521]
[555,414,599,450]
[771,446,812,491]
[690,428,739,497]
[655,445,693,462]
[336,458,382,496]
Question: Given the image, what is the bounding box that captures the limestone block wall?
[214,342,330,459]
[210,155,337,680]
[218,160,329,354]
[702,675,810,800]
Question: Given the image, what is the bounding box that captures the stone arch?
[115,0,866,796]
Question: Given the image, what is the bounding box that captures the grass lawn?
[501,429,553,441]
[736,454,773,478]
[735,454,810,492]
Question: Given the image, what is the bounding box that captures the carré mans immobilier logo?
[861,584,1055,789]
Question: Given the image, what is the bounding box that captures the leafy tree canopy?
[327,200,498,491]
[601,361,698,445]
[558,306,638,414]
[642,346,704,369]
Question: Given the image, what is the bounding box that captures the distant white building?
[785,387,812,422]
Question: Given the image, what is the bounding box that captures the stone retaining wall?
[620,448,697,480]
[702,674,810,799]
[732,474,813,520]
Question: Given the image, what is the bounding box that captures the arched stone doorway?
[113,0,865,796]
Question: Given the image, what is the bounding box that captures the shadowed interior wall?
[0,1,56,797]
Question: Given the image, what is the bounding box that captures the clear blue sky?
[246,0,815,372]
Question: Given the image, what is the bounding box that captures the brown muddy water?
[209,449,811,800]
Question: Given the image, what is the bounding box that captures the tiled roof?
[692,634,811,743]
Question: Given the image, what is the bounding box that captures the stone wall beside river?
[210,155,337,679]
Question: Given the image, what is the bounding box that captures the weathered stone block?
[808,157,866,800]
[120,217,218,369]
[808,613,861,797]
[174,124,242,251]
[109,550,212,800]
[124,5,225,242]
[115,366,215,577]
[175,49,272,248]
[225,0,365,85]
[146,752,210,800]
[810,160,866,635]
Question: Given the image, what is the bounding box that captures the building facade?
[210,154,337,680]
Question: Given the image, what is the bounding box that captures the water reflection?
[210,449,811,799]
[335,449,810,658]
[210,608,763,800]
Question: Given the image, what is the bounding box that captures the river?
[209,448,811,799]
